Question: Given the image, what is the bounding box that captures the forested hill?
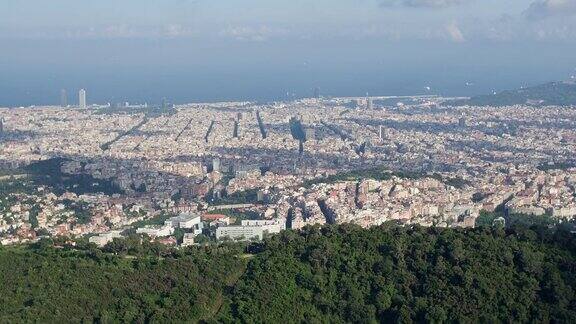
[1,223,575,323]
[229,224,576,323]
[451,81,576,107]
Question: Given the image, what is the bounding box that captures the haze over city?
[2,0,576,106]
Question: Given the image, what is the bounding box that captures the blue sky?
[1,0,575,105]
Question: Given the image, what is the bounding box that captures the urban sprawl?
[1,94,575,246]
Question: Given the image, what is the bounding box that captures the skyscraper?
[313,87,320,99]
[367,97,373,110]
[0,118,4,137]
[79,89,87,109]
[60,89,67,107]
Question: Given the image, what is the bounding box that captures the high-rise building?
[367,97,373,110]
[60,89,67,107]
[458,116,467,127]
[313,87,320,99]
[0,118,4,137]
[79,89,86,109]
[162,97,169,110]
[379,125,384,141]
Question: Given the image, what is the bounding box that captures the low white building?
[182,233,195,247]
[508,205,546,216]
[136,225,174,237]
[216,226,264,241]
[216,219,285,241]
[165,213,201,229]
[241,219,285,234]
[551,206,576,219]
[89,231,123,247]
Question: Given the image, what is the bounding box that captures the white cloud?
[218,26,290,42]
[4,24,199,40]
[525,0,576,19]
[380,0,468,8]
[445,21,466,42]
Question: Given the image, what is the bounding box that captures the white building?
[136,225,174,237]
[182,233,195,247]
[165,213,202,229]
[241,219,285,234]
[216,226,264,241]
[89,230,123,247]
[216,219,285,241]
[79,89,86,109]
[551,206,576,219]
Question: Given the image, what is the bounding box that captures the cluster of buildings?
[276,176,478,229]
[484,168,576,219]
[1,96,576,245]
[0,185,156,245]
[88,212,284,247]
[59,88,86,109]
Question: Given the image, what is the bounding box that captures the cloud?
[525,0,576,19]
[218,26,290,42]
[5,25,198,40]
[445,21,466,42]
[379,0,468,8]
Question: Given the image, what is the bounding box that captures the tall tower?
[0,118,4,137]
[60,89,67,107]
[379,125,383,141]
[79,89,86,109]
[367,96,373,110]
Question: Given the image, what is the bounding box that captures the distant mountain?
[451,80,576,107]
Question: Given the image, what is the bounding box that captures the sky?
[1,0,576,106]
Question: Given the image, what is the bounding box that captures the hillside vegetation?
[452,81,576,107]
[0,223,575,323]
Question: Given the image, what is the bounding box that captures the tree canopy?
[0,223,575,323]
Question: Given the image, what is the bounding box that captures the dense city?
[1,95,575,246]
